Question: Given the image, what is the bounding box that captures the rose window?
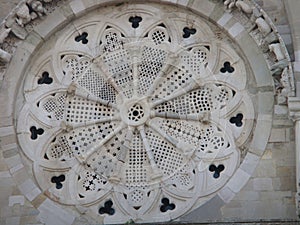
[17,3,255,224]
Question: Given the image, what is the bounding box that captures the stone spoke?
[84,122,127,161]
[138,126,163,180]
[151,110,210,123]
[109,127,134,183]
[147,121,194,158]
[150,81,199,108]
[145,53,179,97]
[67,82,118,109]
[60,116,120,131]
[93,59,126,99]
[131,46,139,96]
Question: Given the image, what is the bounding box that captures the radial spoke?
[138,126,163,180]
[60,115,120,132]
[150,80,200,108]
[151,110,210,123]
[146,122,178,146]
[131,47,139,96]
[109,127,134,183]
[83,122,127,161]
[94,56,126,99]
[67,82,118,109]
[145,53,178,97]
[147,122,194,158]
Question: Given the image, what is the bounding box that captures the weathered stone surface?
[37,199,75,225]
[180,195,224,222]
[253,178,273,191]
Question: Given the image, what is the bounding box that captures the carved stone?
[280,67,292,97]
[270,59,288,75]
[0,26,11,44]
[15,3,259,224]
[28,0,47,17]
[235,0,253,14]
[264,32,279,45]
[224,0,236,11]
[255,17,271,36]
[15,3,32,27]
[0,48,12,63]
[269,43,285,62]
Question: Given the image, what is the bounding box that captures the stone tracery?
[11,1,276,224]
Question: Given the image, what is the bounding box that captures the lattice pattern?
[46,135,73,160]
[146,128,184,176]
[138,46,167,95]
[40,93,66,120]
[87,149,117,178]
[65,96,115,124]
[169,163,195,190]
[151,65,193,101]
[126,132,149,185]
[150,27,169,45]
[103,49,134,98]
[104,130,126,159]
[102,29,124,52]
[181,46,209,74]
[62,55,91,80]
[68,122,118,156]
[77,68,117,103]
[79,170,108,192]
[17,4,254,223]
[154,84,234,114]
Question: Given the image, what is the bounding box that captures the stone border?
[0,0,294,224]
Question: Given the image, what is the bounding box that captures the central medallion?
[120,99,150,126]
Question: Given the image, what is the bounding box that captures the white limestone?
[38,199,75,225]
[8,195,25,206]
[0,126,15,137]
[18,179,41,201]
[253,178,273,191]
[217,13,232,27]
[228,22,245,38]
[13,2,265,223]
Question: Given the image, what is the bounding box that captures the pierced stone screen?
[16,3,256,224]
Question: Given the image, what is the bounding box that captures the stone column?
[288,97,300,217]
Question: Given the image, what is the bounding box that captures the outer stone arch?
[0,0,293,224]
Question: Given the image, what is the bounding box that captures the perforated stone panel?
[15,2,263,224]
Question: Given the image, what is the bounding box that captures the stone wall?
[221,109,297,221]
[0,0,21,22]
[220,2,297,221]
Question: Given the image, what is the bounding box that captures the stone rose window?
[14,2,276,224]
